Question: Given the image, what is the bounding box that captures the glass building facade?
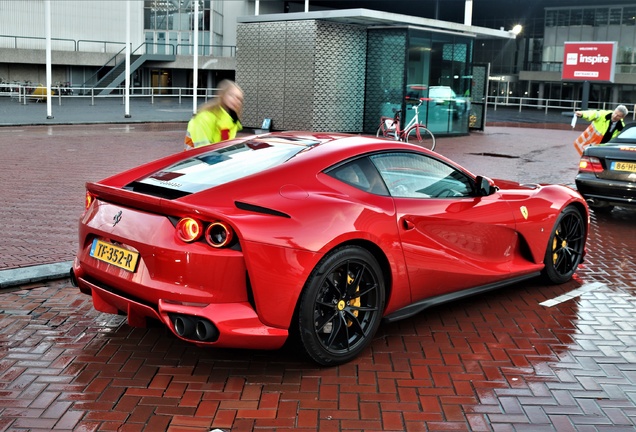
[543,5,636,72]
[143,0,224,56]
[475,4,636,106]
[364,28,473,136]
[532,5,636,106]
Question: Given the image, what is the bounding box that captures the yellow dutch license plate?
[90,238,139,272]
[611,161,636,172]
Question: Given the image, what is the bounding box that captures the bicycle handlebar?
[389,98,424,118]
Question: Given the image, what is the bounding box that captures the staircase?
[94,53,176,95]
[94,54,141,94]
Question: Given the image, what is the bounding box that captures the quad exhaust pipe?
[69,269,78,287]
[69,268,91,295]
[173,315,195,337]
[171,314,219,342]
[68,271,219,343]
[195,319,218,341]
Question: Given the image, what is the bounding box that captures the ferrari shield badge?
[520,206,528,220]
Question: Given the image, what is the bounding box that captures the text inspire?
[579,54,610,65]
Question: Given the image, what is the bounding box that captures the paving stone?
[2,116,636,430]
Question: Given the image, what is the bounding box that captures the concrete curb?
[0,261,73,289]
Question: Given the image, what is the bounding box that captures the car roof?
[131,132,431,196]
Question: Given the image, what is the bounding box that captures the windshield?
[135,137,319,194]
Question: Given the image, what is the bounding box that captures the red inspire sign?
[562,42,617,82]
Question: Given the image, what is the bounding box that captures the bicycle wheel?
[405,125,435,151]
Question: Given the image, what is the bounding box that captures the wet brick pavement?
[1,99,636,431]
[1,207,635,431]
[0,122,185,272]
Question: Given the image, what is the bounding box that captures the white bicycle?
[376,100,436,151]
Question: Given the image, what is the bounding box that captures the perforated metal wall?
[313,21,367,132]
[236,22,304,130]
[236,20,366,132]
[284,21,317,130]
[236,24,262,129]
[363,30,407,133]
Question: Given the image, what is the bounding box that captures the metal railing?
[80,46,128,90]
[0,34,76,50]
[4,85,634,121]
[77,39,126,53]
[486,95,636,121]
[0,83,219,106]
[0,34,235,57]
[133,42,176,56]
[175,44,236,57]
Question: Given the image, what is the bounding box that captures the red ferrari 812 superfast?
[72,132,589,365]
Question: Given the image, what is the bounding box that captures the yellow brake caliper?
[346,273,360,326]
[553,228,566,264]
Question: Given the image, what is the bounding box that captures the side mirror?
[475,176,496,196]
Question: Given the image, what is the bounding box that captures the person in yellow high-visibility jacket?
[184,80,243,150]
[573,105,628,155]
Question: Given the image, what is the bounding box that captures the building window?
[624,7,636,26]
[609,8,622,25]
[557,10,569,27]
[582,9,595,26]
[571,9,583,26]
[545,10,556,27]
[144,0,213,32]
[594,8,609,27]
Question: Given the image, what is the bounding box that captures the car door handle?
[401,218,415,230]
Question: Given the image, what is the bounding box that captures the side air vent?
[235,201,291,218]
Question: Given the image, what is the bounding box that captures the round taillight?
[205,222,233,248]
[176,217,203,242]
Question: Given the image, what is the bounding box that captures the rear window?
[130,137,319,195]
[615,125,636,141]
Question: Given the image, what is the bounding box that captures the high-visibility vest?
[573,110,624,155]
[184,107,242,150]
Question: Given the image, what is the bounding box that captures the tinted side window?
[326,158,389,196]
[369,152,473,198]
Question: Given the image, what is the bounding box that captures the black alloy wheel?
[542,205,586,284]
[298,246,385,366]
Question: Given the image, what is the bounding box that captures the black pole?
[581,81,590,110]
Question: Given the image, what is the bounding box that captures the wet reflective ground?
[2,209,635,432]
[1,125,636,431]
